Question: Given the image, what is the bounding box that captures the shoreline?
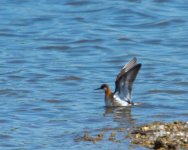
[76,121,188,150]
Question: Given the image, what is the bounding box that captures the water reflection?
[104,107,135,127]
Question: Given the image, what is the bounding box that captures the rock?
[108,132,116,141]
[153,138,165,149]
[108,136,115,141]
[111,131,116,137]
[142,126,149,131]
[118,128,124,132]
[127,121,188,150]
[76,121,188,150]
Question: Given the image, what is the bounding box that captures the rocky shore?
[76,121,188,150]
[128,121,188,150]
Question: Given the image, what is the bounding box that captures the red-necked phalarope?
[96,57,141,107]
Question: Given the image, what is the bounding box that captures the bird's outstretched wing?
[114,57,141,102]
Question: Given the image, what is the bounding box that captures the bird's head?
[95,84,109,92]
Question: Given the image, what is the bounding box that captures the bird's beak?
[95,87,101,90]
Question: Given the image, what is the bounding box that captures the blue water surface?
[0,0,188,149]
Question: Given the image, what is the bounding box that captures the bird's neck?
[105,86,111,97]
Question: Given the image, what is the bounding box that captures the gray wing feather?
[122,57,137,71]
[115,58,141,102]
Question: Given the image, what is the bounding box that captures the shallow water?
[0,0,188,149]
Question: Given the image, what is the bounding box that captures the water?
[0,0,188,149]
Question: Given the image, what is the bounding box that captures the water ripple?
[40,45,70,51]
[147,89,187,95]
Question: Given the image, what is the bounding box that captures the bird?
[95,57,141,107]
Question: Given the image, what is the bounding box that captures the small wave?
[40,45,70,51]
[43,99,63,104]
[147,89,186,95]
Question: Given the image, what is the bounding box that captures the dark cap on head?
[95,84,109,90]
